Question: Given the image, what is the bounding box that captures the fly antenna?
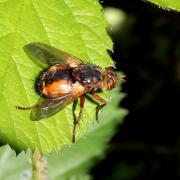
[118,74,126,83]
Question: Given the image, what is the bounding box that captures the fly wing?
[31,83,86,120]
[24,42,83,68]
[30,96,69,121]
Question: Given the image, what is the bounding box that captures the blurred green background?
[90,0,180,179]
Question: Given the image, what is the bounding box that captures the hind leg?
[16,104,38,110]
[72,95,85,143]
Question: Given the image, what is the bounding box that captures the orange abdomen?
[43,79,72,98]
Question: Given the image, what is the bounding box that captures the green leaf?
[0,145,31,180]
[47,86,127,179]
[0,0,114,154]
[149,0,180,11]
[0,87,127,179]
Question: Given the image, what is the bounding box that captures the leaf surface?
[47,86,127,179]
[0,145,31,180]
[0,0,114,154]
[149,0,180,11]
[0,87,127,179]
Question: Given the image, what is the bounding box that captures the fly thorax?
[73,64,102,91]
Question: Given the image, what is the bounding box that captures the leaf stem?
[32,150,47,180]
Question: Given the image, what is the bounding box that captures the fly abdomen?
[42,79,72,98]
[37,66,74,98]
[44,69,73,85]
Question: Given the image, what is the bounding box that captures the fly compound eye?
[107,77,116,90]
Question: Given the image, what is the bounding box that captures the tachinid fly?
[17,43,125,142]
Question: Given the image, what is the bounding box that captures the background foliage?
[91,0,180,179]
[150,0,180,11]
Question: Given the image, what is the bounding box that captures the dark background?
[91,0,180,179]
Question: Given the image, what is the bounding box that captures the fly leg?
[16,104,38,110]
[90,93,107,123]
[77,95,85,124]
[72,95,85,143]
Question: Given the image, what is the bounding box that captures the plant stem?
[32,150,47,180]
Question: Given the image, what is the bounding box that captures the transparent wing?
[24,42,83,68]
[30,95,66,120]
[31,90,85,121]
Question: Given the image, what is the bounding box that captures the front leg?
[90,93,107,122]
